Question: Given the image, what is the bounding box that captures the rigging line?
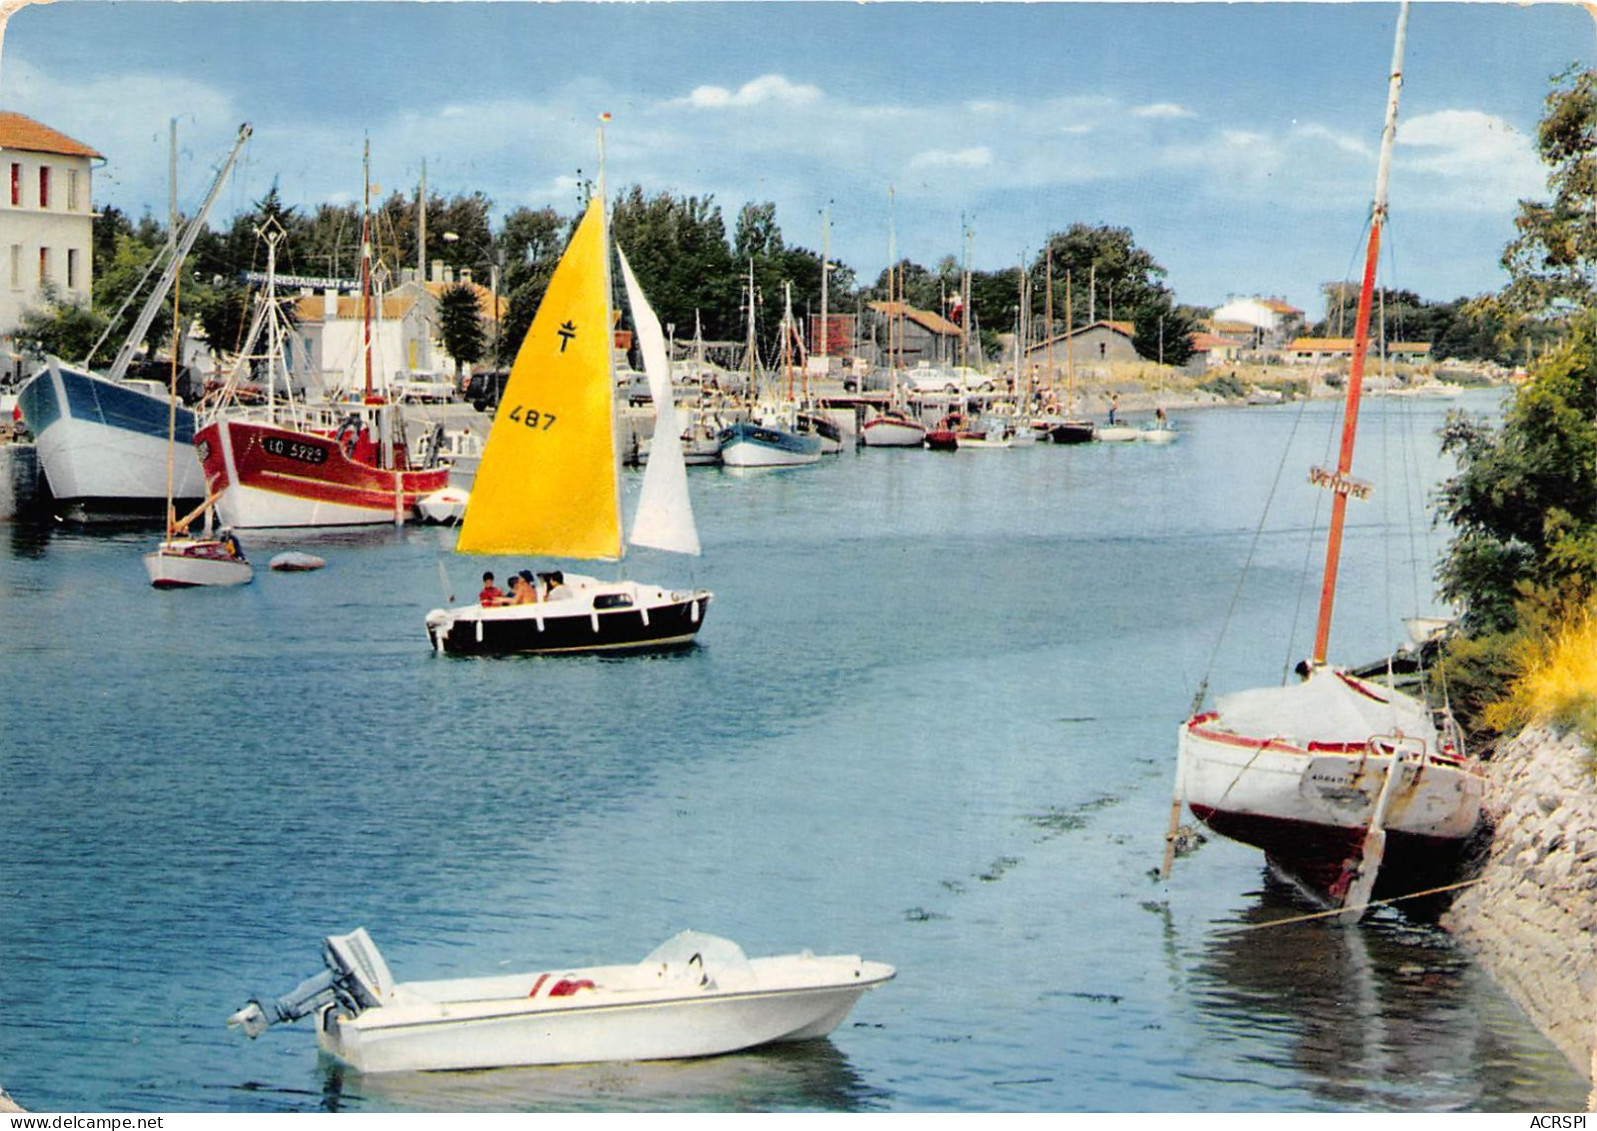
[1197,386,1316,704]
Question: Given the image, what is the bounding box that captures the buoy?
[269,551,326,572]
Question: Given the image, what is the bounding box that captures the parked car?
[463,369,510,411]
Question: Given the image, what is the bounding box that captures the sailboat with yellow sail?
[424,137,711,656]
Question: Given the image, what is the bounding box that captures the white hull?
[1178,723,1483,843]
[861,417,926,447]
[1096,424,1140,443]
[1140,426,1178,445]
[22,362,205,508]
[214,479,403,529]
[417,487,469,524]
[316,961,889,1073]
[144,541,253,588]
[36,405,206,505]
[233,929,893,1074]
[719,440,822,467]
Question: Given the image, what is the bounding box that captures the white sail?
[618,245,701,556]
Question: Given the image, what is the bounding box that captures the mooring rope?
[1210,875,1483,934]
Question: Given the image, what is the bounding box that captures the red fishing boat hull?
[196,418,449,529]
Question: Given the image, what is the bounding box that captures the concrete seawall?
[1442,724,1597,1099]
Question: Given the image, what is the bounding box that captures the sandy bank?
[1441,724,1597,1096]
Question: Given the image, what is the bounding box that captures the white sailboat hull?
[143,540,254,588]
[1096,423,1140,443]
[860,416,926,447]
[1177,688,1483,900]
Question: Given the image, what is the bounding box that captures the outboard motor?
[228,928,392,1038]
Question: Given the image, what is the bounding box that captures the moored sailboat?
[424,140,711,657]
[1168,2,1481,923]
[143,265,252,588]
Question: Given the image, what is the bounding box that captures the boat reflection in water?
[316,1039,887,1114]
[1186,878,1589,1112]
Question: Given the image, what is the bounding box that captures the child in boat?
[479,571,506,606]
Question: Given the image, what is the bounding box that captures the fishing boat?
[195,170,450,529]
[717,266,821,468]
[228,927,894,1073]
[17,125,251,518]
[424,145,711,657]
[143,265,252,589]
[1168,1,1482,923]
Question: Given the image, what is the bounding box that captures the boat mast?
[819,205,830,374]
[1045,251,1055,407]
[597,112,624,558]
[1065,268,1075,414]
[361,138,374,403]
[1311,0,1409,666]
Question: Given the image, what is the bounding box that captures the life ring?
[335,418,360,458]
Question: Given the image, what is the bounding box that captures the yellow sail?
[457,200,622,559]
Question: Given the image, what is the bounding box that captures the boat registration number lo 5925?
[508,405,557,431]
[263,436,329,464]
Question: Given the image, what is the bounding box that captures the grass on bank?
[1482,605,1597,745]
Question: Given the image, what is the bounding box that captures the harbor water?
[0,390,1587,1112]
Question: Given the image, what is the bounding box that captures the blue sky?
[3,1,1592,317]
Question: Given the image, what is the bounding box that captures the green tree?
[610,186,737,340]
[1436,311,1597,633]
[437,284,486,380]
[1502,65,1597,319]
[15,285,108,363]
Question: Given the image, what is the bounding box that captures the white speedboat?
[416,486,470,525]
[228,928,894,1074]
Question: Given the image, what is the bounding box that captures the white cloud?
[1133,103,1196,120]
[910,147,993,170]
[683,75,822,110]
[1392,109,1546,213]
[1292,123,1372,159]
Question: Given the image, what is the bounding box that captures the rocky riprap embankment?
[1442,724,1597,1091]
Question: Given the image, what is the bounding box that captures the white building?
[1210,295,1303,348]
[0,113,101,337]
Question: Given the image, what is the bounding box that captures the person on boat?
[541,570,572,600]
[1108,393,1120,425]
[220,530,243,559]
[507,572,539,605]
[1155,405,1167,426]
[478,571,506,606]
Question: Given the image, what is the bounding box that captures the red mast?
[1311,2,1409,666]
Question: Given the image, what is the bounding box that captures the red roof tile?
[0,112,101,159]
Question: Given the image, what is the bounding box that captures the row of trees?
[23,176,1221,374]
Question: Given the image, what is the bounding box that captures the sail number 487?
[508,405,557,431]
